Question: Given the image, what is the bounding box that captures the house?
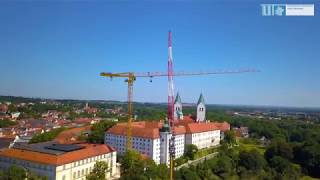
[234,126,249,138]
[54,126,91,144]
[74,118,97,125]
[11,112,20,119]
[0,104,8,113]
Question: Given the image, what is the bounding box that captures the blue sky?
[0,0,319,107]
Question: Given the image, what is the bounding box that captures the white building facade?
[185,129,220,149]
[105,132,161,164]
[0,142,117,180]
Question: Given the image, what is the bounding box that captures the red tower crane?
[100,31,259,180]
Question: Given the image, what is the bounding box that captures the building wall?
[185,130,220,149]
[152,138,161,164]
[0,151,117,180]
[159,131,171,165]
[173,134,185,159]
[105,133,127,154]
[56,151,116,180]
[0,156,56,180]
[105,133,160,164]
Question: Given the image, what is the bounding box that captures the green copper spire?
[174,92,182,104]
[197,93,205,105]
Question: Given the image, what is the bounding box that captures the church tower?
[174,92,183,120]
[159,119,171,165]
[196,93,206,122]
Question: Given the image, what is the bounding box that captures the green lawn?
[238,139,266,155]
[194,146,218,159]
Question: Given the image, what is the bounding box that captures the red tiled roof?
[54,126,91,144]
[107,122,160,139]
[74,118,93,124]
[0,143,115,166]
[184,122,219,134]
[182,115,194,122]
[174,126,186,135]
[211,122,230,132]
[0,104,8,113]
[107,120,226,138]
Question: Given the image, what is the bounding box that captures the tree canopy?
[87,120,116,143]
[0,165,48,180]
[86,161,109,180]
[184,144,198,160]
[29,127,66,144]
[120,150,169,180]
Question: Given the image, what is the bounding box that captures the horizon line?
[1,94,319,110]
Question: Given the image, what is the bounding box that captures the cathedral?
[106,92,230,165]
[174,93,206,122]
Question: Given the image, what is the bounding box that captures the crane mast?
[167,31,175,180]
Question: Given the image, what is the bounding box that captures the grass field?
[238,138,266,155]
[194,146,218,159]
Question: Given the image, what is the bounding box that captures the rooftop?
[107,119,229,138]
[0,142,115,165]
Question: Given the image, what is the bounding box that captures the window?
[62,175,66,180]
[82,169,84,175]
[86,168,88,174]
[63,165,66,170]
[73,172,76,179]
[77,171,80,178]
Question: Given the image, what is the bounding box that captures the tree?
[155,164,169,180]
[1,165,48,180]
[196,162,214,180]
[212,154,233,175]
[293,143,320,177]
[269,156,300,180]
[120,150,169,180]
[0,119,17,128]
[265,140,293,161]
[224,130,237,146]
[86,161,109,180]
[7,165,27,180]
[120,150,145,179]
[87,120,116,143]
[178,166,201,180]
[239,150,266,171]
[184,144,198,160]
[29,127,66,144]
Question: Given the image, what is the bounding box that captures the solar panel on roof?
[45,144,84,152]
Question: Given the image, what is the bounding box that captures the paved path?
[175,152,218,170]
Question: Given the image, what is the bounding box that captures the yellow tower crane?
[100,72,135,150]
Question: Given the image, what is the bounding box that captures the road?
[175,152,218,170]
